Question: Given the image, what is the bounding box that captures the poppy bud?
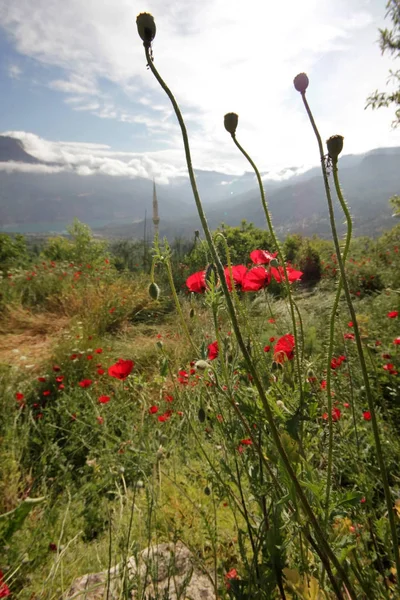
[224,113,239,136]
[195,360,209,370]
[269,258,279,268]
[204,486,211,496]
[293,73,309,94]
[189,308,195,319]
[198,407,206,422]
[194,230,200,238]
[148,282,160,300]
[136,13,156,46]
[327,135,344,161]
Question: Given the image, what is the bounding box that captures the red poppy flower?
[108,359,134,380]
[320,380,327,389]
[158,410,173,422]
[70,354,78,360]
[322,408,341,422]
[55,376,64,383]
[43,390,51,396]
[97,416,104,424]
[394,338,400,345]
[15,392,24,401]
[178,370,189,384]
[240,438,253,445]
[348,321,353,327]
[343,402,350,408]
[273,334,295,363]
[58,384,65,390]
[0,570,11,597]
[87,355,93,360]
[52,365,61,372]
[95,348,103,354]
[387,311,398,318]
[344,333,355,340]
[37,377,46,382]
[268,318,275,323]
[78,379,93,388]
[242,267,269,291]
[250,249,277,264]
[270,266,303,283]
[224,265,247,290]
[208,341,219,360]
[363,411,372,421]
[98,395,111,404]
[149,405,158,414]
[225,568,239,590]
[186,270,206,293]
[164,394,174,402]
[264,345,271,352]
[97,368,105,375]
[269,336,275,343]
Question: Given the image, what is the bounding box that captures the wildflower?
[186,270,206,293]
[240,438,253,446]
[241,267,269,291]
[293,72,309,93]
[343,402,350,408]
[55,376,64,383]
[344,333,355,340]
[15,392,24,401]
[136,12,156,45]
[274,334,295,363]
[70,354,78,360]
[87,355,93,360]
[58,384,65,390]
[264,345,271,352]
[149,405,158,414]
[109,307,116,314]
[225,568,239,590]
[97,368,105,375]
[268,318,275,323]
[387,311,398,318]
[363,411,372,421]
[0,570,11,597]
[320,380,327,389]
[95,348,103,354]
[348,321,353,327]
[43,390,51,396]
[97,416,104,424]
[164,394,174,402]
[394,337,400,345]
[37,377,46,382]
[250,249,278,265]
[270,265,303,283]
[224,112,239,135]
[224,265,247,290]
[78,379,93,388]
[178,370,189,384]
[207,341,219,360]
[108,359,134,380]
[158,410,172,422]
[98,395,111,404]
[52,365,61,372]
[269,336,275,343]
[322,408,341,422]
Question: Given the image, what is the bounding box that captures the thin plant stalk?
[300,89,400,584]
[229,134,305,409]
[142,41,357,598]
[323,158,352,531]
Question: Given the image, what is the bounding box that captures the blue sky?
[0,0,399,183]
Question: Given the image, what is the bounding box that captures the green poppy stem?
[300,90,400,587]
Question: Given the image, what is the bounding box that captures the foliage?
[366,0,400,126]
[42,218,108,265]
[0,234,29,272]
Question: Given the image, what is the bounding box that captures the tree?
[366,0,400,126]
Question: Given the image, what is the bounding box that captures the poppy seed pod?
[136,13,156,46]
[148,282,160,300]
[293,73,309,94]
[224,113,238,136]
[327,135,344,161]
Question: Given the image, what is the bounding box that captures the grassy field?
[0,220,400,598]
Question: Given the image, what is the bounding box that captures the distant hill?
[0,134,399,238]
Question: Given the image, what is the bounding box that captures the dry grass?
[0,306,69,369]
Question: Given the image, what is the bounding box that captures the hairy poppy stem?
[323,157,352,534]
[143,42,357,599]
[300,90,400,587]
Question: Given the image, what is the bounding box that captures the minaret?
[152,179,160,238]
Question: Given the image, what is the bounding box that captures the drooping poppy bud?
[224,113,239,136]
[148,282,160,300]
[293,73,309,94]
[136,13,156,46]
[327,135,344,161]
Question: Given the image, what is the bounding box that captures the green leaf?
[0,497,45,544]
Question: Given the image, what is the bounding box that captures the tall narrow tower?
[152,179,160,238]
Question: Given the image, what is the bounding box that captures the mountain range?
[0,135,399,239]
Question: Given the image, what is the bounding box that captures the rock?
[65,542,215,600]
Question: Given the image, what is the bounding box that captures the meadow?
[1,10,400,599]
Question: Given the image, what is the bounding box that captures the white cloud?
[1,0,400,173]
[8,64,22,79]
[0,161,65,174]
